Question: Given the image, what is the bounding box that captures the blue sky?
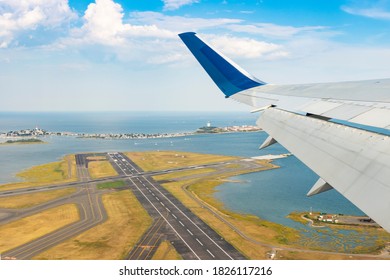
[1,0,390,111]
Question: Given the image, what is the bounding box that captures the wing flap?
[257,108,390,232]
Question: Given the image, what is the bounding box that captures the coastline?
[1,125,262,141]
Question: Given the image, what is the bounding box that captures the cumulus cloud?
[61,2,294,65]
[68,0,175,46]
[0,0,77,48]
[54,0,183,65]
[162,0,199,11]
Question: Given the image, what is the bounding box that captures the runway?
[108,152,245,260]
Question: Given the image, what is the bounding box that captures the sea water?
[0,112,377,251]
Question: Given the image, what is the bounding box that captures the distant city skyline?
[1,0,390,111]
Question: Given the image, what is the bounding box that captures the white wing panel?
[321,103,371,120]
[299,100,342,115]
[350,108,390,128]
[252,79,390,103]
[257,108,390,232]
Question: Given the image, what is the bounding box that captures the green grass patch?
[97,180,126,189]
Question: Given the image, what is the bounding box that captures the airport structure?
[0,152,264,260]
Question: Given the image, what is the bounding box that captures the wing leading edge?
[179,32,390,232]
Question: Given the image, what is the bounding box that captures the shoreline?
[187,175,390,258]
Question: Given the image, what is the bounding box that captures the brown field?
[34,190,152,260]
[88,160,118,179]
[0,204,79,253]
[0,188,77,209]
[152,240,182,260]
[125,151,237,171]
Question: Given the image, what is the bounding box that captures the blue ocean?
[1,111,375,251]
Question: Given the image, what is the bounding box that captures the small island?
[289,211,380,228]
[1,138,45,145]
[196,121,261,134]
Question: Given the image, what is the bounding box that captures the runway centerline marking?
[110,155,201,260]
[207,249,215,259]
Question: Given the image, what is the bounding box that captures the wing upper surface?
[232,82,390,129]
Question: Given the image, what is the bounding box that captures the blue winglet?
[179,32,266,97]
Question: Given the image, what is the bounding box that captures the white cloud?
[130,11,241,33]
[341,1,390,20]
[0,0,77,48]
[205,34,287,59]
[0,0,334,68]
[226,23,328,39]
[68,0,175,47]
[162,0,199,11]
[342,6,390,20]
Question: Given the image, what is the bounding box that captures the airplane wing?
[179,32,390,233]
